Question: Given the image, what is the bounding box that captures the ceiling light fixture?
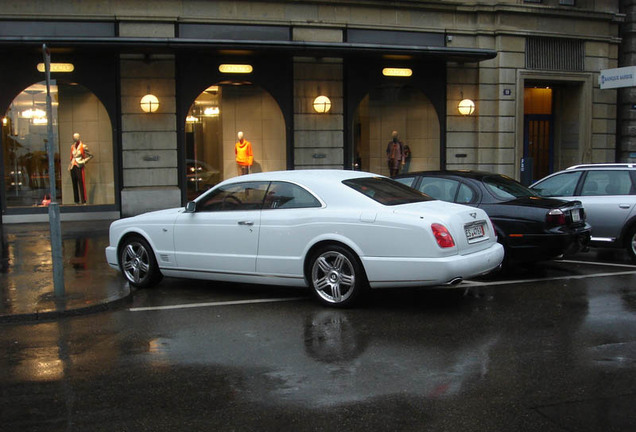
[382,68,413,77]
[218,64,253,74]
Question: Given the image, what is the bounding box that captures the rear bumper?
[362,242,504,289]
[505,227,591,261]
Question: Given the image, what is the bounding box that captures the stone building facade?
[0,0,623,221]
[619,0,636,161]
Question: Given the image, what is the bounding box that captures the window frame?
[262,181,322,210]
[195,181,270,212]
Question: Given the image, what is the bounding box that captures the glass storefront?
[185,84,286,201]
[353,85,441,176]
[2,81,115,208]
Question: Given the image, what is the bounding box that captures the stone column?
[119,54,180,216]
[293,57,344,169]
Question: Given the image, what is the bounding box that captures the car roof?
[566,163,636,170]
[213,170,391,206]
[217,169,382,192]
[396,170,508,181]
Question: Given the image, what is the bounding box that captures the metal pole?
[43,44,65,297]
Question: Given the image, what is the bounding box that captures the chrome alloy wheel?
[629,228,636,262]
[121,240,151,285]
[311,250,356,305]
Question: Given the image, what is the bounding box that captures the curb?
[0,287,133,324]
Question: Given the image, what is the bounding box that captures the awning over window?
[0,20,497,63]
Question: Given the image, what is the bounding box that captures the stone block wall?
[119,54,180,216]
[447,13,619,177]
[619,0,636,162]
[293,58,344,169]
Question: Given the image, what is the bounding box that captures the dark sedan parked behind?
[393,171,591,264]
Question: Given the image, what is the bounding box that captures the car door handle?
[619,204,631,209]
[238,220,254,226]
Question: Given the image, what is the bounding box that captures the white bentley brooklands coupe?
[106,170,504,307]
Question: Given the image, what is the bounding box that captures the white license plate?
[465,223,485,240]
[572,211,580,223]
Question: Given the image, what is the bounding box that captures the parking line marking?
[557,259,636,269]
[130,262,635,311]
[462,269,636,288]
[129,296,307,312]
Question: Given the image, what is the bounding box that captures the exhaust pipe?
[446,277,463,286]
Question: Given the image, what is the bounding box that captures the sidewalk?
[0,219,131,323]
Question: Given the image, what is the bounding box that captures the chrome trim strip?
[590,236,616,243]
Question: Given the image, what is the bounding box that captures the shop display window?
[2,81,115,208]
[185,84,286,201]
[353,85,440,176]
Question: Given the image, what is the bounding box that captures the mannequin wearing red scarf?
[69,132,88,204]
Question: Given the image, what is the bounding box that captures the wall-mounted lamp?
[382,68,413,77]
[458,98,475,116]
[313,95,332,113]
[219,64,253,74]
[140,94,160,113]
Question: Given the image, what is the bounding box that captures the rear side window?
[343,177,432,206]
[533,171,582,197]
[263,182,322,209]
[417,177,459,202]
[581,170,634,196]
[483,175,536,200]
[456,183,476,204]
[393,176,417,188]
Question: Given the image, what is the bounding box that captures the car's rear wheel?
[309,245,367,308]
[119,236,163,288]
[627,227,636,263]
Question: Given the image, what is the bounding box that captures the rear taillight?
[546,209,566,227]
[432,223,455,248]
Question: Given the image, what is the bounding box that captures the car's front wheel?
[627,226,636,263]
[309,245,367,308]
[119,236,163,288]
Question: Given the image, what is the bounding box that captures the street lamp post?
[42,44,65,298]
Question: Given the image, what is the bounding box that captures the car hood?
[112,207,184,227]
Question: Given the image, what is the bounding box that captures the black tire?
[119,236,163,288]
[308,244,367,308]
[627,227,636,263]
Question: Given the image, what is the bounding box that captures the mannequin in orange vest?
[234,131,253,176]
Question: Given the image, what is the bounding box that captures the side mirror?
[185,201,197,213]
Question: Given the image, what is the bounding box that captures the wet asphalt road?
[1,251,636,431]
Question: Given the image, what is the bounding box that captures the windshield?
[343,177,433,206]
[483,175,538,200]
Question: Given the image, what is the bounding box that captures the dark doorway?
[523,87,554,184]
[524,114,554,183]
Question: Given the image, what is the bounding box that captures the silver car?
[530,163,636,262]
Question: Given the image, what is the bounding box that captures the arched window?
[2,81,114,207]
[353,85,440,176]
[185,83,286,200]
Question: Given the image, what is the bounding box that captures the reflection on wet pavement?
[0,228,635,430]
[0,220,126,316]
